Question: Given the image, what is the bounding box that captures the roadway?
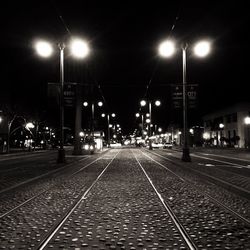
[0,147,249,249]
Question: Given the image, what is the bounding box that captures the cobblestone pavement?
[45,149,189,249]
[0,148,250,249]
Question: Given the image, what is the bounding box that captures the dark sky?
[1,0,249,134]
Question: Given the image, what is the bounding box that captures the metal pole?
[149,101,152,137]
[91,103,95,135]
[57,43,66,163]
[181,44,191,162]
[141,114,144,135]
[107,114,110,147]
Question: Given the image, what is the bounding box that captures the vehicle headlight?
[90,145,94,150]
[84,145,89,150]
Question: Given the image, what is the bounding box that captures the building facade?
[203,103,250,148]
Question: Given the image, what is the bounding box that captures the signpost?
[172,84,198,109]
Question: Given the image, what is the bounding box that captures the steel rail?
[38,150,120,250]
[143,149,250,225]
[132,151,197,250]
[0,151,116,218]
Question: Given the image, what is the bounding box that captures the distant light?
[117,124,120,128]
[155,100,161,106]
[146,113,150,118]
[101,113,106,117]
[140,100,147,107]
[35,41,53,58]
[84,144,89,150]
[79,132,84,137]
[146,119,151,124]
[109,124,113,128]
[244,116,250,125]
[158,40,175,57]
[26,122,35,129]
[219,123,224,129]
[70,39,89,58]
[194,40,211,57]
[111,113,116,117]
[135,113,140,118]
[0,117,2,123]
[158,127,162,132]
[178,131,182,135]
[98,101,103,107]
[203,132,210,139]
[189,128,194,134]
[83,102,88,107]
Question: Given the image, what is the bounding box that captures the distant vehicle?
[163,142,173,149]
[82,137,96,154]
[109,143,122,148]
[82,142,95,154]
[151,142,164,149]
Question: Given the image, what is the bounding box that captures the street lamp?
[101,113,116,147]
[140,99,161,136]
[83,101,103,135]
[35,38,90,163]
[244,116,250,148]
[135,113,144,135]
[158,39,211,162]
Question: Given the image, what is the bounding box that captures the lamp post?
[140,99,161,137]
[101,113,115,147]
[35,38,89,163]
[219,123,224,147]
[136,113,144,136]
[158,39,211,162]
[83,101,103,136]
[244,116,250,149]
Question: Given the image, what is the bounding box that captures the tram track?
[132,151,197,250]
[0,150,119,249]
[142,149,250,225]
[38,150,120,250]
[135,149,250,249]
[150,148,250,200]
[38,149,192,250]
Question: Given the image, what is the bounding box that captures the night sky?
[1,1,249,134]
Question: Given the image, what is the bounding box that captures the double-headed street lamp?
[159,39,211,162]
[35,38,90,163]
[140,99,161,136]
[83,101,103,135]
[101,113,116,146]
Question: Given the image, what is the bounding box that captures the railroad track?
[142,149,250,224]
[153,148,250,199]
[135,149,250,249]
[1,148,249,249]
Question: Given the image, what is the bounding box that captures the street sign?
[48,82,77,108]
[63,83,76,107]
[171,84,198,109]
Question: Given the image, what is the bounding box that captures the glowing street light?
[140,100,147,107]
[70,39,89,58]
[35,41,53,58]
[158,40,175,57]
[159,39,211,162]
[34,37,90,163]
[244,116,250,125]
[219,123,224,129]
